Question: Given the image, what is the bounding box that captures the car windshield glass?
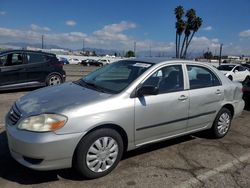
[217,65,235,71]
[80,60,153,94]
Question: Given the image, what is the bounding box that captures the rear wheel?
[210,108,232,138]
[74,128,124,179]
[46,74,62,86]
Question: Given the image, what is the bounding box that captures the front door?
[0,52,26,87]
[134,64,189,146]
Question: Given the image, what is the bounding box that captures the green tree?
[125,50,135,57]
[203,51,213,59]
[174,6,203,59]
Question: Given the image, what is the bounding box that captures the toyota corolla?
[5,58,244,179]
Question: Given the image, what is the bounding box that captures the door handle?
[215,89,222,95]
[178,95,188,101]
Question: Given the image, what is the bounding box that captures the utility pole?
[42,35,44,49]
[149,43,152,57]
[82,39,85,54]
[219,43,223,66]
[133,41,136,57]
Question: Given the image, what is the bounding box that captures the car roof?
[128,57,208,65]
[218,64,238,66]
[0,50,56,56]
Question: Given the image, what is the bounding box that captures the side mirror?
[137,85,159,97]
[234,69,238,73]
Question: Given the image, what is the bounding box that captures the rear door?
[186,65,223,131]
[24,52,48,84]
[0,52,26,87]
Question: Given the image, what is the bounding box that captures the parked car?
[81,59,103,66]
[68,58,81,64]
[6,59,244,179]
[243,76,250,103]
[58,57,69,65]
[0,50,66,91]
[217,64,250,82]
[97,59,110,66]
[241,63,250,70]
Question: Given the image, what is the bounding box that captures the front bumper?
[6,123,85,171]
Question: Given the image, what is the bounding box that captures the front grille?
[8,103,22,125]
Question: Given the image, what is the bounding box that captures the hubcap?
[217,112,230,135]
[86,137,118,173]
[49,75,61,86]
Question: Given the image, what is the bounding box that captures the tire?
[210,108,232,138]
[228,75,233,81]
[46,74,62,86]
[74,128,124,179]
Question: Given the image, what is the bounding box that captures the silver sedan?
[5,58,244,179]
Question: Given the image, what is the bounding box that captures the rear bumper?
[6,123,85,170]
[233,99,245,118]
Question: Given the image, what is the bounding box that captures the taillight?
[54,63,63,68]
[242,87,246,93]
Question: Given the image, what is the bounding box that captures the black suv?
[0,50,66,90]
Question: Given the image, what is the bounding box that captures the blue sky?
[0,0,250,55]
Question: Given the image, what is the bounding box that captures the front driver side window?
[143,65,184,94]
[2,53,23,66]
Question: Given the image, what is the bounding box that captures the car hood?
[16,82,112,116]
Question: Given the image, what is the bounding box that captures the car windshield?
[217,65,235,71]
[79,60,153,94]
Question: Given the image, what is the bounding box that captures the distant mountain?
[1,42,63,49]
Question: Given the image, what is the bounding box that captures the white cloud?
[239,29,250,37]
[30,24,51,32]
[1,22,250,55]
[0,27,87,43]
[0,11,6,15]
[66,20,76,26]
[203,26,213,31]
[93,21,136,42]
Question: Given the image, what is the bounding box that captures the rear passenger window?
[27,53,47,64]
[187,65,221,89]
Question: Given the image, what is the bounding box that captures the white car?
[218,64,250,82]
[68,58,81,64]
[98,59,110,65]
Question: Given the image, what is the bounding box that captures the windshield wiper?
[74,79,110,93]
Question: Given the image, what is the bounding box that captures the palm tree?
[175,20,185,58]
[174,6,202,59]
[180,9,196,58]
[183,16,203,58]
[174,6,184,58]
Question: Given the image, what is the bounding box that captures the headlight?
[18,114,67,132]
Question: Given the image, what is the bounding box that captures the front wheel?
[210,108,232,138]
[74,128,124,179]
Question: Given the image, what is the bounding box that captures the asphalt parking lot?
[0,65,250,188]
